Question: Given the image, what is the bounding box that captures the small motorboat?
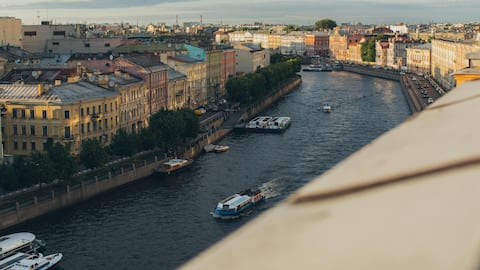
[322,104,332,113]
[156,158,193,175]
[203,144,215,153]
[213,145,230,153]
[1,252,62,270]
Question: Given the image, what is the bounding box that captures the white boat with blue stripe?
[211,189,265,219]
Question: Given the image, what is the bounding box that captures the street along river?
[7,70,410,269]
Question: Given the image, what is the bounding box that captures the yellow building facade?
[0,82,120,156]
[329,28,348,61]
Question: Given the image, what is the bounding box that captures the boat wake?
[257,176,288,199]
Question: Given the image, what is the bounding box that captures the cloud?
[6,0,191,9]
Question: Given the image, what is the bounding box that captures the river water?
[8,70,410,269]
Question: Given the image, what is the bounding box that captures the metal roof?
[0,81,118,104]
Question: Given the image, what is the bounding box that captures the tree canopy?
[315,19,337,31]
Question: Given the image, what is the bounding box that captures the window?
[105,119,108,129]
[93,122,97,131]
[81,108,84,117]
[42,126,48,136]
[52,41,59,46]
[87,107,90,115]
[92,106,96,114]
[87,123,91,132]
[13,125,18,135]
[84,43,90,48]
[104,104,107,113]
[64,126,71,138]
[21,125,26,135]
[99,120,102,130]
[13,142,18,150]
[31,142,36,151]
[30,125,35,136]
[64,110,70,119]
[21,109,25,118]
[42,110,47,119]
[24,31,37,36]
[81,124,84,134]
[53,31,65,36]
[22,142,27,150]
[105,43,110,47]
[30,110,35,119]
[98,105,101,113]
[43,142,48,151]
[12,109,17,118]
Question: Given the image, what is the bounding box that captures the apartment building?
[406,43,432,74]
[305,32,329,57]
[280,32,305,56]
[167,55,207,108]
[386,36,419,68]
[46,37,124,54]
[0,17,22,47]
[253,32,270,49]
[115,55,169,115]
[221,48,236,97]
[347,34,367,63]
[22,22,84,53]
[167,68,188,110]
[233,43,270,74]
[104,71,147,133]
[0,82,120,156]
[228,31,253,43]
[329,28,349,61]
[184,44,223,103]
[431,39,480,90]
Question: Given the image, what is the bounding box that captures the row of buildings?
[0,17,272,159]
[0,16,479,160]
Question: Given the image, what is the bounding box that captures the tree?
[109,128,138,157]
[315,19,337,31]
[45,138,74,180]
[80,138,109,169]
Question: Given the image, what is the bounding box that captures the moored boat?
[1,252,62,270]
[156,158,193,175]
[203,144,215,153]
[0,233,45,260]
[213,145,230,153]
[244,116,291,133]
[211,189,265,219]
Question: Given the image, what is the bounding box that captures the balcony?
[90,113,100,119]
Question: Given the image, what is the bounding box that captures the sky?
[0,0,478,26]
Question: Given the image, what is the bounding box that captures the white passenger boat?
[0,252,62,270]
[245,116,291,133]
[156,158,193,175]
[0,233,45,259]
[211,189,265,219]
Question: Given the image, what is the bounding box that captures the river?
[8,70,410,269]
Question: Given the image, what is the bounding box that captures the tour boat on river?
[156,158,193,175]
[244,116,291,133]
[211,189,265,219]
[322,104,333,113]
[0,233,45,260]
[0,252,62,270]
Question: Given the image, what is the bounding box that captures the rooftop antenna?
[200,15,203,26]
[176,15,178,26]
[37,10,40,25]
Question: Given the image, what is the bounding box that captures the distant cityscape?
[0,16,479,160]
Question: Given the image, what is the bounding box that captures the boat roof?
[0,253,31,269]
[221,194,251,208]
[0,233,35,255]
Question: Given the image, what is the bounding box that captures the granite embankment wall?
[0,76,302,231]
[343,66,417,114]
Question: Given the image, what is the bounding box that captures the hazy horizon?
[1,0,478,26]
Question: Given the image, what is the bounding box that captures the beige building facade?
[329,28,349,61]
[0,17,22,47]
[234,43,270,74]
[431,39,480,90]
[406,44,432,74]
[167,55,207,108]
[22,23,83,53]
